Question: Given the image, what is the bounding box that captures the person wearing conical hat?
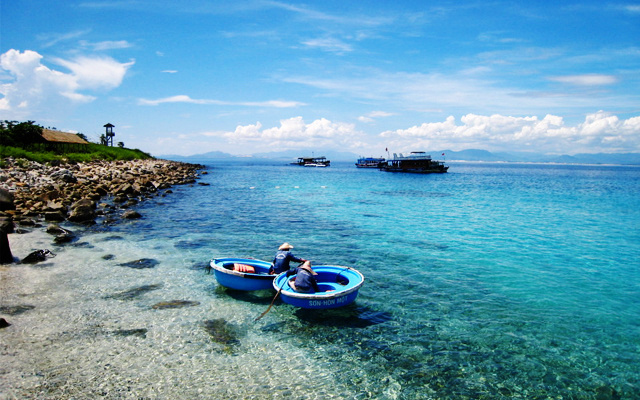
[269,242,306,275]
[288,260,320,293]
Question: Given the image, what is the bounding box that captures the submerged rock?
[0,305,35,315]
[122,210,142,219]
[47,224,76,244]
[203,318,241,348]
[117,258,159,269]
[106,284,163,300]
[112,328,147,338]
[151,300,200,309]
[20,249,55,264]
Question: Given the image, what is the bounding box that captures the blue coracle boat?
[210,258,274,291]
[273,265,365,309]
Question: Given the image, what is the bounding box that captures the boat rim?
[274,265,365,300]
[210,258,275,279]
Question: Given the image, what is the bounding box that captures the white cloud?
[359,110,395,123]
[219,117,362,150]
[138,94,305,108]
[78,39,134,51]
[37,29,92,48]
[0,49,133,118]
[368,111,395,118]
[52,55,134,89]
[302,37,353,53]
[548,74,618,86]
[380,112,640,154]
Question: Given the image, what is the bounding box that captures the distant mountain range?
[160,149,640,165]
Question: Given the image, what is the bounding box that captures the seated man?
[287,261,319,293]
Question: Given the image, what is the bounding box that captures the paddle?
[254,276,288,321]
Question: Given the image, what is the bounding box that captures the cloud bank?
[177,112,640,156]
[0,49,133,119]
[201,117,364,151]
[138,95,304,108]
[380,112,640,154]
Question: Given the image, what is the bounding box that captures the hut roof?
[41,129,89,145]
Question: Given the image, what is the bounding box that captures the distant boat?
[379,152,448,173]
[291,156,330,167]
[355,157,385,168]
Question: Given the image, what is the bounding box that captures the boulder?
[47,224,76,243]
[122,210,142,219]
[0,188,15,211]
[0,213,14,263]
[21,249,55,264]
[68,206,96,223]
[44,211,67,222]
[68,198,96,223]
[50,169,76,183]
[71,198,96,210]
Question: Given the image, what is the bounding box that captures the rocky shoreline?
[0,157,206,263]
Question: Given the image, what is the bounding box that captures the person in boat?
[287,260,320,293]
[269,242,306,275]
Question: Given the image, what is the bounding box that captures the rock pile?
[0,157,205,227]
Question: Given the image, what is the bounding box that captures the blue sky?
[1,1,639,157]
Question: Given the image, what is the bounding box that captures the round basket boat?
[273,265,365,309]
[210,258,274,291]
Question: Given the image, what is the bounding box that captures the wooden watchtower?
[104,123,115,146]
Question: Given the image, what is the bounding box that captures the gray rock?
[122,210,142,219]
[0,188,15,211]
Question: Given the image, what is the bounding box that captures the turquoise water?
[2,161,639,399]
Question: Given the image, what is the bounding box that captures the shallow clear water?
[1,161,639,399]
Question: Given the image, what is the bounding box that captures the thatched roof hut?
[40,129,89,152]
[41,129,89,145]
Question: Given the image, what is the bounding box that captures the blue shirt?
[293,267,319,293]
[271,250,304,274]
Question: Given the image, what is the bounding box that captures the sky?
[1,0,639,157]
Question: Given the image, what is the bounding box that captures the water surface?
[1,161,639,399]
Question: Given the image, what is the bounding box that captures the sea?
[1,160,639,399]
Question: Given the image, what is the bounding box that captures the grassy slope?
[0,144,153,165]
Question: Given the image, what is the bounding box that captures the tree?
[76,133,89,142]
[117,142,124,148]
[7,121,43,146]
[0,121,15,146]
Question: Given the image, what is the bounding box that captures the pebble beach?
[0,157,205,228]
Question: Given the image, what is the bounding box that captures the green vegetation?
[1,120,152,164]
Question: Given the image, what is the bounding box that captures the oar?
[255,276,288,321]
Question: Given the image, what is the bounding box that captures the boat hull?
[273,266,365,309]
[379,166,449,173]
[379,151,448,173]
[355,157,385,168]
[210,258,274,291]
